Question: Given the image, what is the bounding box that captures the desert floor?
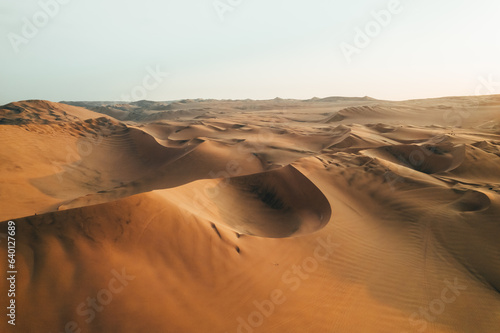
[1,96,499,332]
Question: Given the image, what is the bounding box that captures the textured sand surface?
[1,96,499,332]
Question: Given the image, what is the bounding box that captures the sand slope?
[1,96,500,332]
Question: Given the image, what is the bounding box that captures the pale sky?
[1,0,499,104]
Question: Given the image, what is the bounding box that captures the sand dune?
[1,96,499,332]
[158,165,331,238]
[0,100,111,124]
[362,143,466,174]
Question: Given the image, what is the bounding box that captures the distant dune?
[1,96,499,332]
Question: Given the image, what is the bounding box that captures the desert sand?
[1,96,499,332]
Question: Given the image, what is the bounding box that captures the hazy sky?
[1,0,499,104]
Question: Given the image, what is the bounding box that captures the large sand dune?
[1,96,499,332]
